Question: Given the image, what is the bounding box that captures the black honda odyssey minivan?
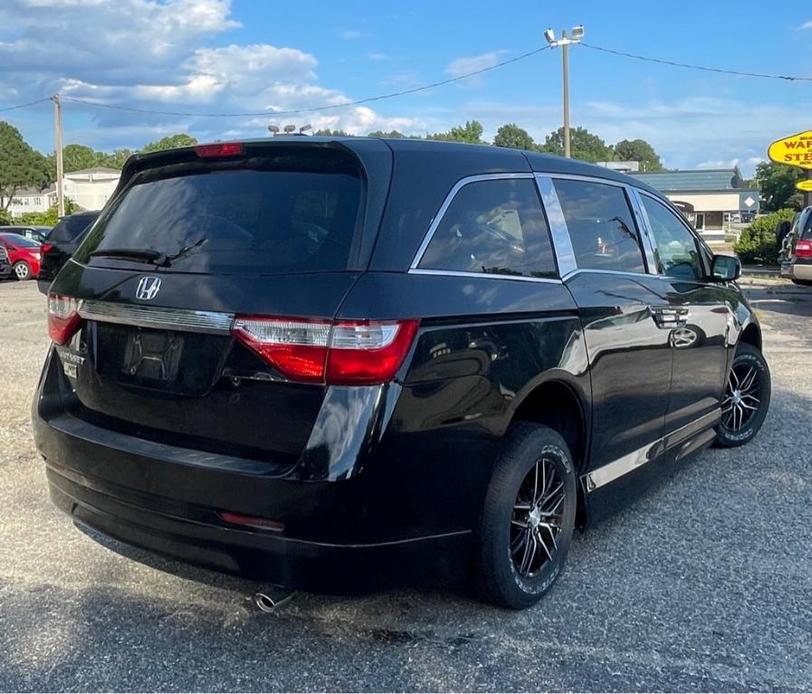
[33,137,770,609]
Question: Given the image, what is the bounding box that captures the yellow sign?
[797,179,812,192]
[768,130,812,169]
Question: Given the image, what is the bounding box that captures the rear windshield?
[76,160,363,275]
[49,214,98,243]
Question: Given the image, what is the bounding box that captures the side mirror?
[712,254,741,282]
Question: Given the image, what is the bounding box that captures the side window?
[418,178,557,278]
[641,195,705,281]
[552,179,646,273]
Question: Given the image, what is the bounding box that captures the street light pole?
[545,25,584,159]
[562,39,570,159]
[51,93,65,218]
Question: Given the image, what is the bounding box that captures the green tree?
[428,120,485,144]
[493,123,535,150]
[612,138,663,172]
[734,208,796,263]
[62,144,99,172]
[754,162,804,212]
[98,148,134,169]
[141,133,198,153]
[18,199,79,227]
[313,128,352,136]
[0,122,50,211]
[539,126,612,162]
[367,129,406,138]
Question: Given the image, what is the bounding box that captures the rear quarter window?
[417,178,557,278]
[77,161,363,275]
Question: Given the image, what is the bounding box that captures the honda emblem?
[135,276,162,301]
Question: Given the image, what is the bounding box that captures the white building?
[4,186,57,218]
[62,167,121,211]
[4,167,121,218]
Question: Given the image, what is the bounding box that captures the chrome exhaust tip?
[253,587,295,613]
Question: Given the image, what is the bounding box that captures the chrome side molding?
[584,409,721,492]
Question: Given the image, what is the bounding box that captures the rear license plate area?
[92,322,230,396]
[122,329,184,382]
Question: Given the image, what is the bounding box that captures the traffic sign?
[768,130,812,169]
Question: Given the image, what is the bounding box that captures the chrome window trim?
[626,187,660,274]
[408,172,537,272]
[535,175,577,276]
[560,267,661,282]
[79,300,235,334]
[408,268,562,284]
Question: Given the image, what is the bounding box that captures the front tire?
[715,342,771,447]
[476,423,577,610]
[13,261,31,281]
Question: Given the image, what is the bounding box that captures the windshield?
[77,166,363,274]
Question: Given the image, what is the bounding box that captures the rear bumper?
[32,348,474,592]
[45,463,469,593]
[791,261,812,281]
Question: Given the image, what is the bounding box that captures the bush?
[734,208,796,264]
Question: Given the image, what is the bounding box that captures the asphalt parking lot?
[0,278,810,692]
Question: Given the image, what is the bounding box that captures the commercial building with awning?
[632,168,759,244]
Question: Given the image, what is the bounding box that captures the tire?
[13,261,31,281]
[791,278,812,287]
[476,423,577,610]
[715,343,771,447]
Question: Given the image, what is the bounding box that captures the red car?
[0,232,41,280]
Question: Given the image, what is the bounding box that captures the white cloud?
[445,50,508,79]
[340,30,362,40]
[798,19,812,29]
[0,0,425,146]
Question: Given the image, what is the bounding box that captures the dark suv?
[33,138,770,609]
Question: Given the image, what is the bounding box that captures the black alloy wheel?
[716,342,771,447]
[477,423,576,610]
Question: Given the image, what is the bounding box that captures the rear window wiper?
[89,239,206,267]
[90,248,167,265]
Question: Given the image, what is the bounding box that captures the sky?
[1,0,811,176]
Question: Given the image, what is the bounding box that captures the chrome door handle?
[651,306,689,329]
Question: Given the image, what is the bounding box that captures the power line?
[581,42,812,82]
[60,45,552,118]
[0,97,52,113]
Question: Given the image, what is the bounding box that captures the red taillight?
[795,240,812,258]
[231,316,419,385]
[47,294,82,345]
[194,142,244,158]
[40,242,53,254]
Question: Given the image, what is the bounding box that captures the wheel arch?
[739,320,762,352]
[508,375,590,528]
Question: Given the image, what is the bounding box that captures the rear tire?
[13,261,31,281]
[791,278,812,287]
[715,342,770,447]
[476,423,576,610]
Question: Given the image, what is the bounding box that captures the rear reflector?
[231,316,419,385]
[218,511,284,532]
[795,240,812,258]
[194,142,244,158]
[47,294,82,345]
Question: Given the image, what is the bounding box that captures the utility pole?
[544,25,584,159]
[51,94,65,218]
